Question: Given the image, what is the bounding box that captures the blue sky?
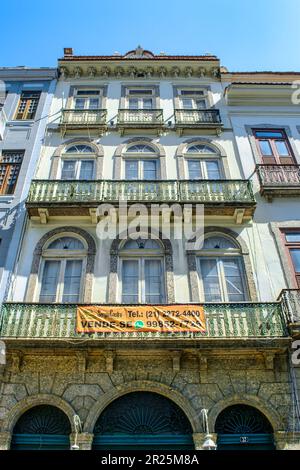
[1,0,300,71]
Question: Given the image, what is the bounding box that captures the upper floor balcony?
[256,164,300,201]
[59,109,107,135]
[0,301,288,347]
[279,289,300,337]
[0,107,7,140]
[174,109,223,135]
[117,109,164,134]
[26,179,256,223]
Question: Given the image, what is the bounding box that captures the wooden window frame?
[282,229,300,288]
[0,151,24,195]
[14,91,41,120]
[253,128,295,165]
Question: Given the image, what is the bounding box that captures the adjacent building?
[0,48,299,450]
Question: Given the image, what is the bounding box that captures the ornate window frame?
[50,138,104,179]
[114,137,167,179]
[25,227,96,303]
[176,138,230,180]
[108,231,175,303]
[186,227,257,302]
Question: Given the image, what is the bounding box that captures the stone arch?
[108,229,174,303]
[114,137,167,179]
[2,394,76,433]
[187,226,257,302]
[25,226,96,302]
[209,394,283,434]
[84,380,201,434]
[50,137,104,179]
[176,137,230,179]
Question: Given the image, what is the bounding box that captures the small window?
[253,129,294,165]
[126,88,154,110]
[15,91,41,120]
[73,90,101,110]
[61,159,94,180]
[0,151,24,195]
[185,144,221,180]
[178,89,207,110]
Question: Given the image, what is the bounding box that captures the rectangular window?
[0,151,24,195]
[179,89,207,110]
[125,160,139,179]
[79,160,94,180]
[145,259,163,303]
[253,129,294,165]
[39,260,60,302]
[61,160,76,179]
[61,160,94,180]
[62,260,83,303]
[187,159,220,180]
[74,90,101,110]
[200,258,222,302]
[188,160,202,179]
[122,260,139,303]
[15,91,41,120]
[126,89,154,110]
[284,231,300,287]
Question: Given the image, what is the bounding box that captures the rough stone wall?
[0,347,293,444]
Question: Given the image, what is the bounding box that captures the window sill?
[0,195,15,203]
[7,120,34,127]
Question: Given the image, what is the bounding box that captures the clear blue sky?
[1,0,300,71]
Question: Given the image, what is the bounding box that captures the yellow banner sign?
[76,305,206,333]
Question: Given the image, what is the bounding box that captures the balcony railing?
[117,109,164,127]
[279,289,300,324]
[174,109,222,127]
[0,302,287,340]
[60,109,107,127]
[26,179,256,207]
[257,165,300,199]
[0,107,7,140]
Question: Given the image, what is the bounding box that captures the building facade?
[0,67,57,305]
[0,47,300,450]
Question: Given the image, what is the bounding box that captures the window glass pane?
[145,259,163,303]
[181,98,193,109]
[125,160,138,179]
[40,260,60,302]
[195,99,206,109]
[129,98,139,110]
[61,160,76,179]
[286,233,300,243]
[275,140,290,156]
[200,259,222,302]
[48,237,84,250]
[258,140,273,156]
[142,98,152,109]
[255,131,284,138]
[74,98,85,110]
[76,90,100,96]
[290,249,300,273]
[181,90,204,96]
[88,98,99,110]
[188,160,202,179]
[62,260,82,303]
[143,160,157,180]
[66,145,93,153]
[206,160,221,179]
[122,260,139,303]
[126,144,154,153]
[129,89,152,95]
[222,258,245,302]
[203,236,237,250]
[187,145,216,154]
[79,160,94,180]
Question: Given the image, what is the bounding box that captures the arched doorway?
[92,392,194,450]
[215,404,275,450]
[11,405,71,450]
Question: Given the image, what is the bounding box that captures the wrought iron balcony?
[117,109,164,132]
[26,179,256,221]
[279,289,300,324]
[59,109,107,134]
[0,302,288,341]
[256,164,300,200]
[174,109,222,133]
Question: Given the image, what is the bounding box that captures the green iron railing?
[26,179,255,205]
[175,109,222,126]
[0,302,287,340]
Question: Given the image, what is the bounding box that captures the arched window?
[197,234,248,302]
[185,143,221,180]
[38,235,87,303]
[123,144,159,180]
[119,238,165,303]
[11,405,71,450]
[60,143,95,180]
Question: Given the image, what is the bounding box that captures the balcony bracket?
[171,350,182,372]
[89,208,98,225]
[104,350,115,373]
[76,351,88,373]
[38,208,49,224]
[234,208,245,224]
[10,351,24,373]
[263,352,275,370]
